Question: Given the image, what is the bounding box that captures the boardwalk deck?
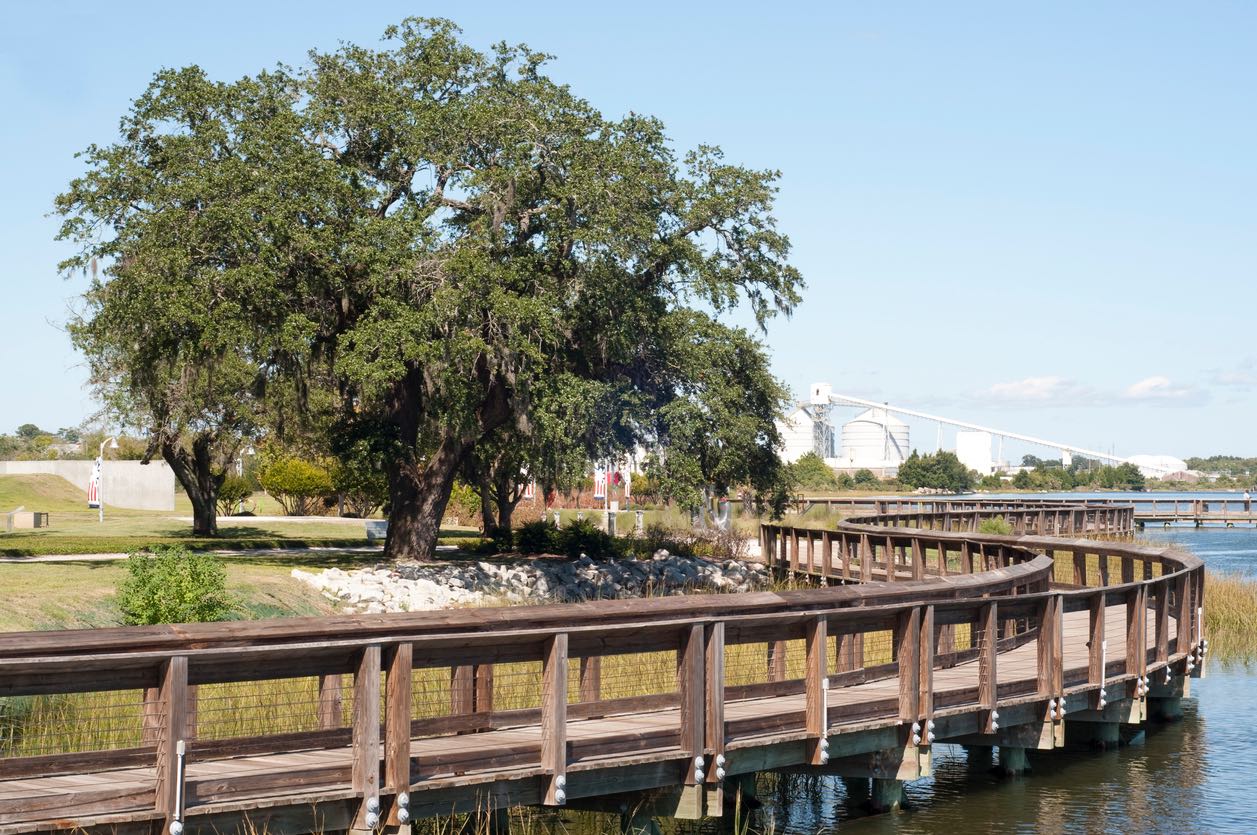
[0,501,1204,834]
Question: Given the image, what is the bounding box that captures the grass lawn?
[1,474,483,556]
[0,555,359,632]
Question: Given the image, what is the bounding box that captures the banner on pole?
[524,479,536,501]
[624,469,632,499]
[593,466,607,500]
[87,457,102,508]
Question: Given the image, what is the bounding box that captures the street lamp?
[235,445,256,515]
[98,436,118,524]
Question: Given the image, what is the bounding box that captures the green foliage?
[258,457,334,516]
[896,451,976,493]
[516,520,559,554]
[443,481,482,528]
[559,518,618,559]
[328,440,389,518]
[215,475,254,516]
[15,424,43,441]
[852,469,880,489]
[56,17,803,558]
[116,545,232,625]
[978,516,1014,536]
[789,453,839,491]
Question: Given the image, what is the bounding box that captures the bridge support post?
[1149,674,1185,722]
[998,745,1028,776]
[350,645,382,833]
[870,777,904,812]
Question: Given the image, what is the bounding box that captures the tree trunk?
[385,435,471,561]
[493,470,520,533]
[160,432,224,537]
[478,474,497,535]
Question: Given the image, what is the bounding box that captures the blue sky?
[2,2,1254,458]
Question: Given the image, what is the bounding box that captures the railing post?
[1073,550,1087,586]
[579,656,601,703]
[1174,575,1192,656]
[911,538,924,580]
[352,645,382,828]
[918,605,934,726]
[979,603,998,733]
[1126,585,1147,682]
[704,622,726,785]
[679,624,706,780]
[885,536,898,582]
[318,674,343,729]
[1037,596,1062,699]
[821,530,833,580]
[860,534,873,582]
[896,608,921,723]
[450,664,474,714]
[805,615,829,765]
[384,643,412,821]
[1089,592,1106,709]
[542,633,569,805]
[154,656,189,823]
[1155,582,1170,664]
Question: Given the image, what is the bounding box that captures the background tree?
[896,450,976,493]
[646,312,792,522]
[788,452,840,491]
[55,68,321,534]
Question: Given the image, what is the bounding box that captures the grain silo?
[836,407,910,474]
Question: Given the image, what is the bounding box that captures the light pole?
[235,445,256,514]
[97,436,119,524]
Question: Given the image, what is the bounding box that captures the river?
[734,506,1257,834]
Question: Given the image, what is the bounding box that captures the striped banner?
[87,457,102,508]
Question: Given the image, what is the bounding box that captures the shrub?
[215,474,254,517]
[329,455,389,518]
[559,518,618,559]
[516,520,558,554]
[443,481,482,528]
[852,469,880,488]
[258,457,334,516]
[116,545,233,625]
[978,516,1014,536]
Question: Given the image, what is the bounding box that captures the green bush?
[977,516,1014,536]
[443,481,482,528]
[559,518,618,559]
[516,520,558,554]
[116,545,233,625]
[258,457,334,516]
[215,474,254,517]
[789,452,839,490]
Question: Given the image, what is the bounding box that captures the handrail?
[0,499,1208,834]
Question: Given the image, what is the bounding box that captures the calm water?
[739,526,1257,834]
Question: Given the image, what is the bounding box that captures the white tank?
[838,408,910,472]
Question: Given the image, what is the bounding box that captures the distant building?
[1126,454,1190,479]
[775,404,835,464]
[956,431,995,475]
[833,407,909,475]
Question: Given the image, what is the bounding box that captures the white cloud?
[977,376,1099,407]
[1210,358,1257,389]
[1122,376,1203,404]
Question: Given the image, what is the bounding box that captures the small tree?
[215,475,254,516]
[978,516,1014,536]
[789,453,839,491]
[258,457,334,516]
[852,469,880,489]
[117,546,232,625]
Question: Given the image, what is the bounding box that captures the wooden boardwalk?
[0,503,1204,834]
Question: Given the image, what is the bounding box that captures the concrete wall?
[0,460,176,511]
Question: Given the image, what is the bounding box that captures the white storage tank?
[837,408,910,473]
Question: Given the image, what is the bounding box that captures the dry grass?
[1204,572,1257,662]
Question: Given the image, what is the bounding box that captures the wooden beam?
[705,621,726,786]
[918,606,934,723]
[678,624,705,775]
[384,643,412,795]
[542,633,568,805]
[318,674,343,730]
[978,603,997,733]
[805,616,828,765]
[474,663,494,713]
[153,656,188,821]
[579,655,601,704]
[352,646,381,813]
[895,609,920,723]
[1155,583,1170,664]
[1088,592,1106,710]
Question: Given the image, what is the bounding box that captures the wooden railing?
[0,501,1205,834]
[800,494,1255,523]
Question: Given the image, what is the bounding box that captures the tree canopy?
[56,18,802,556]
[896,450,976,493]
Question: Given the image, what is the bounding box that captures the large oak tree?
[58,18,802,557]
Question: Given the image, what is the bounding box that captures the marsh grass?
[1204,572,1257,663]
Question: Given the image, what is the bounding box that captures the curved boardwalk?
[0,502,1205,833]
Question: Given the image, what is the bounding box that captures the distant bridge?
[0,500,1204,833]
